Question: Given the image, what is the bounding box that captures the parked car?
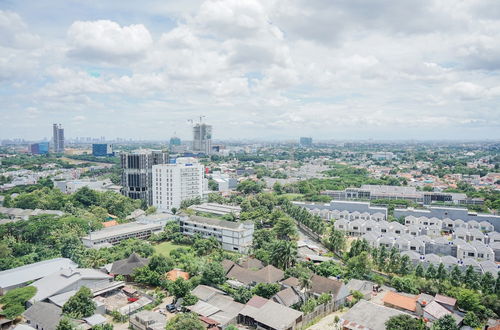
[166,303,177,313]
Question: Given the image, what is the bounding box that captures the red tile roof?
[383,291,417,312]
[166,269,190,281]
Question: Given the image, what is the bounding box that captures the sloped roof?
[110,253,149,276]
[255,265,284,283]
[382,291,417,312]
[341,300,410,330]
[166,269,189,281]
[240,297,303,330]
[221,259,236,274]
[226,264,284,285]
[281,277,300,288]
[240,257,264,270]
[23,302,62,330]
[272,287,301,307]
[309,274,343,297]
[192,285,226,302]
[434,294,456,307]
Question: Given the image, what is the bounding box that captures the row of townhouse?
[360,231,500,263]
[308,208,386,222]
[404,216,495,232]
[334,218,500,244]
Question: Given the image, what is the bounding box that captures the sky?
[1,0,500,141]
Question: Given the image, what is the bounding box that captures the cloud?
[0,10,41,48]
[67,20,153,62]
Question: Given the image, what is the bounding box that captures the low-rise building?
[340,300,412,330]
[179,215,254,253]
[82,222,164,248]
[0,258,78,295]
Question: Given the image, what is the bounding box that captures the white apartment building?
[152,157,204,211]
[179,215,254,253]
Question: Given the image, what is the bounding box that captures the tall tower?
[52,124,65,153]
[120,150,169,205]
[192,123,212,155]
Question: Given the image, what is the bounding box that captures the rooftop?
[0,258,77,290]
[382,291,417,312]
[183,215,253,231]
[341,300,411,330]
[82,221,163,241]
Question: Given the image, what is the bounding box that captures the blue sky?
[1,0,500,141]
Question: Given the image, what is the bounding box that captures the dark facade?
[30,142,49,155]
[121,151,168,205]
[92,143,113,156]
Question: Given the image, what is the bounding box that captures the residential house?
[130,310,167,330]
[340,300,412,330]
[23,302,62,330]
[110,253,150,278]
[272,287,303,307]
[346,279,374,300]
[382,291,417,314]
[238,295,303,330]
[309,275,350,308]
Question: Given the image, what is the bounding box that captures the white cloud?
[0,10,41,48]
[67,20,153,62]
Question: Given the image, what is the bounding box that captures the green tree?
[436,263,447,281]
[462,311,482,328]
[480,272,496,294]
[62,286,96,318]
[201,262,226,286]
[56,318,76,330]
[425,264,437,279]
[273,217,297,240]
[385,314,426,330]
[431,314,459,330]
[450,265,462,286]
[232,286,253,303]
[398,255,412,276]
[270,240,297,270]
[324,227,346,254]
[0,286,37,319]
[347,251,372,279]
[252,283,280,299]
[165,312,204,330]
[415,264,424,278]
[463,266,480,290]
[167,278,191,299]
[182,293,199,306]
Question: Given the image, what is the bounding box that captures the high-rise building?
[169,137,181,146]
[299,137,313,147]
[192,123,212,155]
[52,124,65,153]
[92,143,114,157]
[152,157,204,211]
[121,150,169,205]
[30,142,50,155]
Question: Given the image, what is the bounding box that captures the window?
[467,252,474,257]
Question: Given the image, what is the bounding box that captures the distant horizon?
[1,1,500,140]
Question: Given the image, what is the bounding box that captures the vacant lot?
[154,241,186,256]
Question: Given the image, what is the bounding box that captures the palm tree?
[270,240,297,270]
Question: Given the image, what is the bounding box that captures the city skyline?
[1,0,500,140]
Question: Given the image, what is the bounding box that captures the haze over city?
[1,0,500,140]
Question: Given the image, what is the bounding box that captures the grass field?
[154,241,186,256]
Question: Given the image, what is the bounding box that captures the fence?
[299,299,340,328]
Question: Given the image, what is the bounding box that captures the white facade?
[179,215,254,253]
[152,157,204,211]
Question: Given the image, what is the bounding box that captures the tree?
[252,283,280,299]
[270,240,297,270]
[496,271,500,294]
[450,265,462,286]
[324,228,346,254]
[182,293,199,306]
[62,286,96,318]
[72,186,99,207]
[232,286,253,303]
[436,263,447,281]
[92,324,113,330]
[463,311,482,328]
[347,251,372,279]
[391,276,419,294]
[425,264,437,279]
[0,286,37,319]
[273,217,297,240]
[167,278,191,299]
[201,262,226,286]
[480,272,496,294]
[385,314,426,330]
[398,255,412,276]
[56,318,76,330]
[463,265,480,290]
[431,314,459,330]
[415,264,424,278]
[165,312,204,330]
